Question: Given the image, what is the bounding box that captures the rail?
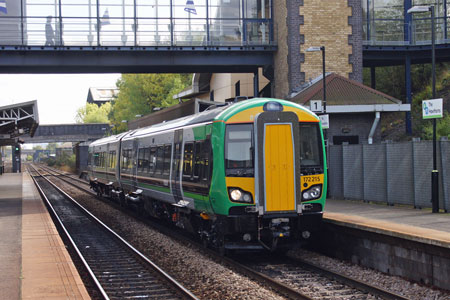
[28,164,198,300]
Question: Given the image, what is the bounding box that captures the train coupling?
[270,218,291,238]
[125,189,143,203]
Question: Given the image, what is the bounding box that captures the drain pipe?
[368,111,380,145]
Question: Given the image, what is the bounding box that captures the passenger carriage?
[89,98,327,252]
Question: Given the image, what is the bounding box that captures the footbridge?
[21,123,110,143]
[0,1,275,74]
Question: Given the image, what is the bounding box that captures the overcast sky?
[0,73,121,125]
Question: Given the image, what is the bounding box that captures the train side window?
[100,152,106,168]
[109,151,116,169]
[183,143,194,178]
[163,145,172,176]
[155,146,164,175]
[149,147,157,175]
[122,149,132,172]
[202,139,212,182]
[144,148,150,173]
[138,148,145,172]
[193,142,202,180]
[94,152,99,167]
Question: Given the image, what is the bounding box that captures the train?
[88,98,327,252]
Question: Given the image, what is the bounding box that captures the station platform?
[0,172,90,300]
[324,198,450,248]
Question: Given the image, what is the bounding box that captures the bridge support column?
[405,55,412,135]
[370,67,376,89]
[75,143,89,174]
[253,70,259,97]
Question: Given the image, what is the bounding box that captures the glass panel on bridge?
[363,0,449,46]
[0,0,274,47]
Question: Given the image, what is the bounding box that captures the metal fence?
[328,140,450,212]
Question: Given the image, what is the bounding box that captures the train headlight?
[230,189,242,201]
[263,101,284,112]
[302,185,322,201]
[228,188,253,203]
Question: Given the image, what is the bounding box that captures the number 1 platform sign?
[422,98,443,119]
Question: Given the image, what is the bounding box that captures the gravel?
[50,177,285,300]
[49,174,450,300]
[288,249,450,300]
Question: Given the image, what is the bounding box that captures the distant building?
[86,87,119,107]
[173,71,270,103]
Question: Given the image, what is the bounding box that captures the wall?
[328,113,381,145]
[272,0,290,99]
[328,141,450,211]
[272,0,363,98]
[300,0,353,82]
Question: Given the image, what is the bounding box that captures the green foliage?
[110,74,192,133]
[363,64,433,101]
[46,153,76,171]
[364,62,449,140]
[32,145,43,150]
[46,143,58,151]
[76,102,112,124]
[26,155,33,161]
[413,66,450,140]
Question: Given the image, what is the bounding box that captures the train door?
[254,111,301,215]
[171,129,183,202]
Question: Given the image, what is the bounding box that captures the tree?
[46,143,58,151]
[76,102,112,124]
[110,74,191,133]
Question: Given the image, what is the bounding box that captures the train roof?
[91,98,318,146]
[89,131,129,147]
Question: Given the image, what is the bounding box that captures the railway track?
[37,164,411,300]
[27,164,198,300]
[233,255,410,300]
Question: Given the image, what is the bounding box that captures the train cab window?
[155,146,164,175]
[183,143,194,178]
[149,147,157,175]
[225,124,254,176]
[299,123,322,167]
[163,145,172,176]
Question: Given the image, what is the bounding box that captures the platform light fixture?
[408,5,439,213]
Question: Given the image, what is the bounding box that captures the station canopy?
[0,100,39,146]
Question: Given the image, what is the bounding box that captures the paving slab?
[324,198,450,248]
[0,172,90,300]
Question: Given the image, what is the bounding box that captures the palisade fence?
[328,140,450,212]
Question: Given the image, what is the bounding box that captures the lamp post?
[408,5,439,213]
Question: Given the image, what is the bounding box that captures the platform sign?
[310,100,323,113]
[319,114,329,129]
[423,98,443,119]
